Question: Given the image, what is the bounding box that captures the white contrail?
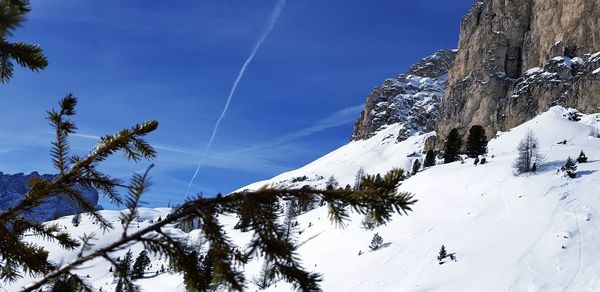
[186,0,287,195]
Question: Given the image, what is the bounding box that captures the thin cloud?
[71,133,289,174]
[71,133,101,140]
[234,104,363,153]
[70,104,363,174]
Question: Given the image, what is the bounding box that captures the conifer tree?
[577,150,588,163]
[112,249,135,290]
[122,249,133,276]
[412,159,421,175]
[444,128,462,163]
[131,250,151,279]
[369,233,384,250]
[71,213,81,227]
[437,245,447,263]
[50,275,78,292]
[563,157,577,178]
[423,149,436,167]
[465,125,488,158]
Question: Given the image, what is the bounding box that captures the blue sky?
[1,0,474,208]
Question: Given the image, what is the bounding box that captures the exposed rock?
[351,50,457,141]
[437,0,600,146]
[407,50,458,78]
[0,171,100,222]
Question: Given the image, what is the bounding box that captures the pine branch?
[61,187,113,231]
[20,207,186,292]
[0,47,12,82]
[5,96,417,292]
[244,195,321,291]
[77,233,97,258]
[0,0,31,36]
[0,0,47,83]
[76,165,125,205]
[88,121,158,164]
[195,206,247,290]
[2,40,47,70]
[0,223,54,282]
[48,94,77,175]
[121,165,153,237]
[0,95,159,287]
[20,174,415,292]
[0,104,158,223]
[0,37,47,83]
[12,220,80,250]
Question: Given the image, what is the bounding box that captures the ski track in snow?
[499,182,510,228]
[297,230,326,247]
[563,200,583,292]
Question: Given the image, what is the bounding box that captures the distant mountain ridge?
[0,171,100,222]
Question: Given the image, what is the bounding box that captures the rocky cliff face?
[0,171,100,222]
[351,49,457,141]
[437,0,600,145]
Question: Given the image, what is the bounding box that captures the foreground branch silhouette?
[0,95,416,292]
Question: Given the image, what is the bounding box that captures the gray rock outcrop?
[351,50,457,141]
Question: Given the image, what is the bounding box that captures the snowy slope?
[6,208,187,292]
[239,124,434,192]
[256,106,600,292]
[7,106,600,292]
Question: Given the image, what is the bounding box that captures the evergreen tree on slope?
[465,125,488,158]
[131,250,151,279]
[444,128,463,163]
[423,149,436,167]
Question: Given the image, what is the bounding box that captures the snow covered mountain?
[9,106,600,291]
[0,171,100,222]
